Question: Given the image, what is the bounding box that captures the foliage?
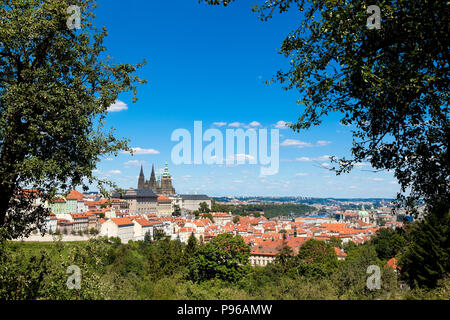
[370,227,407,261]
[201,0,449,292]
[201,213,215,223]
[187,233,250,283]
[153,228,166,241]
[172,204,181,217]
[1,233,447,300]
[0,0,146,240]
[202,0,449,218]
[399,212,450,288]
[144,231,152,243]
[199,202,210,213]
[274,243,296,273]
[295,239,338,278]
[185,232,198,258]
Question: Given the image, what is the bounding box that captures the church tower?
[159,161,175,195]
[149,164,157,191]
[138,165,145,189]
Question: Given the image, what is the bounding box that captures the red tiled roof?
[134,218,153,227]
[111,217,134,227]
[387,257,400,270]
[334,247,347,257]
[157,195,171,202]
[66,190,85,200]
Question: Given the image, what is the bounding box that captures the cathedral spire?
[138,165,145,189]
[149,164,157,190]
[163,161,170,177]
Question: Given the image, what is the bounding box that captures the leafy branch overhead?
[201,0,449,217]
[0,0,146,239]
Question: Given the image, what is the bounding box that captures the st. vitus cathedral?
[138,162,175,195]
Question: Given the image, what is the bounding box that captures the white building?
[42,214,57,233]
[133,218,154,241]
[179,194,212,212]
[100,218,135,243]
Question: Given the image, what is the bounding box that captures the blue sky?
[91,0,399,197]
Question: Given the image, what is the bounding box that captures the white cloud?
[295,155,331,162]
[370,177,384,181]
[226,154,256,162]
[228,122,245,128]
[316,140,332,146]
[213,122,227,127]
[280,139,313,148]
[124,160,146,167]
[274,120,290,129]
[121,147,160,155]
[107,100,128,112]
[249,121,262,127]
[295,173,309,177]
[108,170,121,175]
[105,157,114,161]
[320,162,330,167]
[354,162,370,167]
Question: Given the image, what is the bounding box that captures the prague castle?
[138,162,175,195]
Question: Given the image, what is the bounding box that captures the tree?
[172,204,181,217]
[187,233,250,283]
[0,0,146,240]
[185,232,198,257]
[144,231,152,243]
[370,227,406,261]
[202,213,215,223]
[153,228,166,241]
[275,242,296,273]
[199,202,210,213]
[232,215,240,224]
[328,236,342,249]
[400,212,450,288]
[200,0,449,218]
[296,239,338,278]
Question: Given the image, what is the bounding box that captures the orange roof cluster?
[111,217,134,227]
[387,257,400,270]
[210,212,232,217]
[334,247,347,258]
[134,218,153,227]
[157,195,171,202]
[66,190,85,200]
[70,213,89,219]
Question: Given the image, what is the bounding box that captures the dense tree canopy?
[400,212,450,288]
[201,0,449,218]
[0,0,146,239]
[187,233,251,282]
